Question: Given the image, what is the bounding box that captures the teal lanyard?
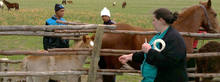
[149,26,170,47]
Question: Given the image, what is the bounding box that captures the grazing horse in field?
[3,0,19,10]
[196,41,220,82]
[98,0,220,82]
[67,0,72,4]
[23,35,94,82]
[113,2,116,6]
[62,0,66,5]
[122,1,126,8]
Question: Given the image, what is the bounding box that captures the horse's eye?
[213,13,217,17]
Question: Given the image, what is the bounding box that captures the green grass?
[0,0,220,81]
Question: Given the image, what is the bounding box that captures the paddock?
[0,25,219,82]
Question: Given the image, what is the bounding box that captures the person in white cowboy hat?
[99,7,117,82]
[100,7,116,25]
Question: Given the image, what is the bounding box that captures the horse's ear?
[82,35,87,43]
[91,34,95,41]
[207,0,211,8]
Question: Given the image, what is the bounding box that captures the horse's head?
[72,35,94,49]
[200,0,220,33]
[122,1,126,8]
[82,35,95,48]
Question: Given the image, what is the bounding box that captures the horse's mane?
[3,0,10,4]
[115,4,205,32]
[174,5,200,25]
[72,40,84,49]
[115,23,153,31]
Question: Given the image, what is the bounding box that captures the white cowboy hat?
[101,7,111,17]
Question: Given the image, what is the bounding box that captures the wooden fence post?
[87,25,104,82]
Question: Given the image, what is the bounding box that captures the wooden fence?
[0,25,220,82]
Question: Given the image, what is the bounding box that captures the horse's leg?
[32,76,49,82]
[201,78,213,82]
[96,74,103,82]
[195,58,203,82]
[16,4,19,10]
[26,76,33,82]
[65,75,80,82]
[103,75,116,82]
[101,56,121,82]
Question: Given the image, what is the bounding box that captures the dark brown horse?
[122,1,126,8]
[3,0,19,10]
[67,0,72,4]
[62,0,67,5]
[196,41,220,82]
[98,0,220,82]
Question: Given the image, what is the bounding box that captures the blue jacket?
[43,15,69,50]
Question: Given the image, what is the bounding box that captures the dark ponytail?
[153,8,179,24]
[172,12,178,23]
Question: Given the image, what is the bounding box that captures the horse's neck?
[71,41,88,64]
[3,0,10,5]
[173,6,203,32]
[116,23,154,31]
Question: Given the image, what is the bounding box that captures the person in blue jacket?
[118,8,188,82]
[43,4,69,51]
[43,4,69,82]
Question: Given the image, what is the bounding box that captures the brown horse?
[23,35,95,82]
[99,0,220,81]
[196,41,220,82]
[122,1,126,8]
[67,0,72,4]
[62,0,66,5]
[3,0,19,10]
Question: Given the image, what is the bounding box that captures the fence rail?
[0,49,219,58]
[55,29,220,39]
[0,25,116,31]
[0,31,88,37]
[0,25,220,39]
[0,25,219,82]
[0,70,219,78]
[0,60,22,64]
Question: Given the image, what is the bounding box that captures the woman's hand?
[118,53,133,64]
[142,43,151,53]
